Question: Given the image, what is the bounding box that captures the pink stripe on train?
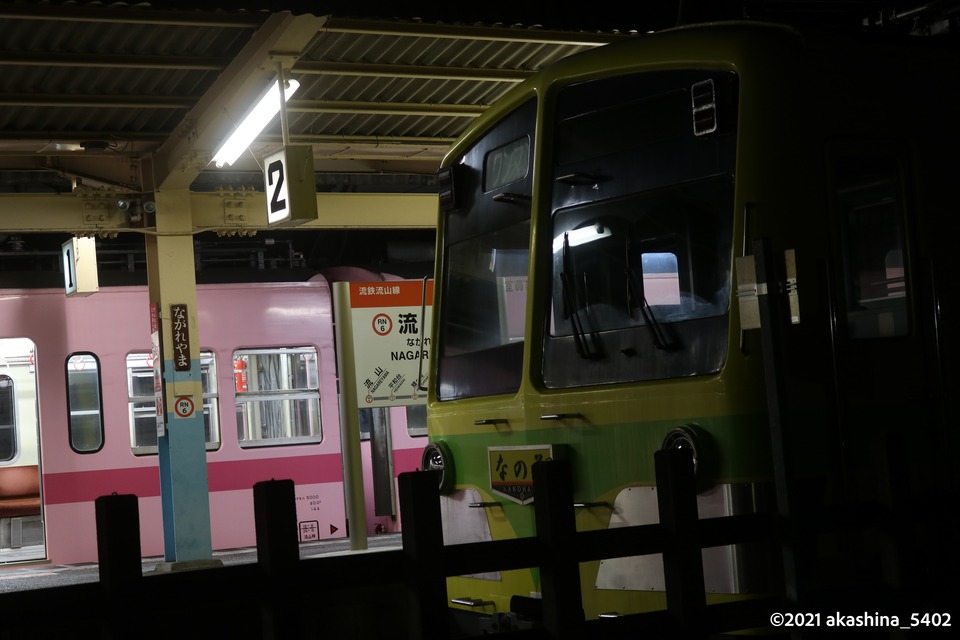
[41,452,344,504]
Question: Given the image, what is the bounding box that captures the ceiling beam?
[0,5,264,28]
[0,134,452,162]
[321,17,632,46]
[0,94,194,109]
[0,51,230,71]
[0,191,438,232]
[294,60,531,83]
[287,100,486,118]
[0,132,163,143]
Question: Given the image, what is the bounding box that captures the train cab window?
[0,375,15,462]
[543,70,736,388]
[66,353,104,453]
[545,176,733,387]
[437,100,536,401]
[234,347,321,447]
[439,229,530,400]
[836,157,909,339]
[126,351,220,454]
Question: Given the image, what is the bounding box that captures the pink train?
[0,269,425,567]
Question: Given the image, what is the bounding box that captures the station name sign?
[343,280,433,408]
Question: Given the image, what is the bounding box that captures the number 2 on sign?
[268,160,286,214]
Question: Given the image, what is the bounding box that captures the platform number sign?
[62,239,76,293]
[265,149,289,224]
[262,145,318,226]
[62,236,99,297]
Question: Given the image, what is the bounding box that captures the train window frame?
[0,338,38,466]
[233,346,322,448]
[0,374,16,463]
[438,220,531,400]
[405,403,428,438]
[544,176,734,388]
[436,100,536,402]
[65,352,104,454]
[834,154,910,340]
[126,350,221,455]
[543,69,737,388]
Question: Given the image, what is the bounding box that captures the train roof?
[442,18,958,167]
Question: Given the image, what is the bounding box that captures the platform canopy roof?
[0,1,950,234]
[0,3,629,198]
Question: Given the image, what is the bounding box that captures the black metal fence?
[1,446,953,639]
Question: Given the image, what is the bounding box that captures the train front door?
[0,337,45,563]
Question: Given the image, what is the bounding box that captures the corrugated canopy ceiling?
[0,1,952,198]
[0,3,624,196]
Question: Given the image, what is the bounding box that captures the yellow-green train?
[422,19,959,629]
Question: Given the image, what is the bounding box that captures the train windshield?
[544,70,737,388]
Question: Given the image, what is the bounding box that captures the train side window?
[405,403,428,437]
[437,99,535,402]
[234,347,321,448]
[0,375,15,462]
[438,223,530,399]
[126,351,221,454]
[66,353,104,453]
[197,351,221,449]
[836,157,909,339]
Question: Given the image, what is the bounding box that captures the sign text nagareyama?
[170,304,191,372]
[347,281,433,408]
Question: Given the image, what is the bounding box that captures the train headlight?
[421,440,454,494]
[660,425,715,492]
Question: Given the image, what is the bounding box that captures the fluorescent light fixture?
[212,78,300,168]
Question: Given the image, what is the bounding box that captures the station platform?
[0,533,401,594]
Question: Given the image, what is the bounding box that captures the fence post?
[399,470,449,640]
[95,493,142,639]
[254,478,301,640]
[655,447,707,638]
[533,459,583,639]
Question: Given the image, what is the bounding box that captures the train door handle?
[539,413,583,421]
[473,418,508,426]
[451,597,495,607]
[574,501,612,509]
[469,502,502,508]
[491,192,530,204]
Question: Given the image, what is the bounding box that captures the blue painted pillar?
[145,191,214,564]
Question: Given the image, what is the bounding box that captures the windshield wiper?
[627,267,676,351]
[561,233,603,359]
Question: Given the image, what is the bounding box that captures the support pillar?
[145,191,215,565]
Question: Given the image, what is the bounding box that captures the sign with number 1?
[62,237,99,297]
